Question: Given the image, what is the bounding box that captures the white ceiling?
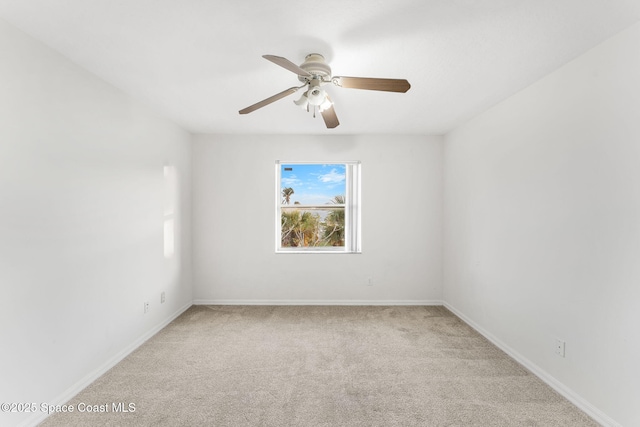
[1,0,639,135]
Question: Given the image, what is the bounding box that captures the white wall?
[192,134,443,304]
[0,19,192,427]
[443,22,640,427]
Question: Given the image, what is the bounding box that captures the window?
[276,161,361,253]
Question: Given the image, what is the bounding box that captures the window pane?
[280,164,346,206]
[281,207,345,248]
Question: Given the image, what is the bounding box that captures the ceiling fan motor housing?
[298,53,331,81]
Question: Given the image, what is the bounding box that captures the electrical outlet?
[555,339,565,357]
[144,302,149,314]
[161,292,165,304]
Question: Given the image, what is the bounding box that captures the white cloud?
[318,168,345,184]
[281,175,300,187]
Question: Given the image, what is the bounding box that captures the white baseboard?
[443,302,619,427]
[193,299,443,306]
[20,302,192,427]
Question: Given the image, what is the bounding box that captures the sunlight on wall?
[164,165,177,258]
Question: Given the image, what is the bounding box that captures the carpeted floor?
[40,305,599,426]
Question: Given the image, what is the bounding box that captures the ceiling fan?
[238,54,411,129]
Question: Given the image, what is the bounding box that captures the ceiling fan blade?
[320,99,339,129]
[238,87,301,114]
[263,55,312,77]
[332,76,411,93]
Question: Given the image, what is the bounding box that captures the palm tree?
[282,187,294,204]
[281,209,321,247]
[321,195,345,246]
[298,211,321,246]
[281,210,299,247]
[331,195,344,204]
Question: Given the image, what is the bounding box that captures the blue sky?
[280,163,345,205]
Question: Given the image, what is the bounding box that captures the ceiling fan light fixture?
[306,87,326,106]
[294,93,309,110]
[318,95,333,112]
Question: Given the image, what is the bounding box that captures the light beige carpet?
[40,305,598,426]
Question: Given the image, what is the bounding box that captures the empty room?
[1,1,639,426]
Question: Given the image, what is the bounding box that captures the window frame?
[275,161,361,254]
